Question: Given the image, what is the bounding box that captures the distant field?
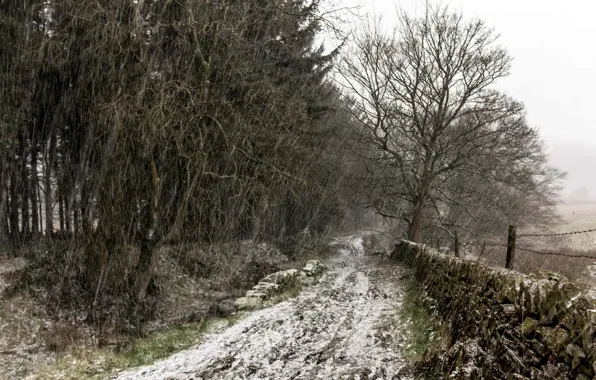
[555,202,596,251]
[479,202,596,286]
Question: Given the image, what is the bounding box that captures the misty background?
[343,0,596,200]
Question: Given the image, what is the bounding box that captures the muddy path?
[116,236,412,380]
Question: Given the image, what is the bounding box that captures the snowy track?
[116,236,411,380]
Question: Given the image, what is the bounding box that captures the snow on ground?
[116,235,412,380]
[0,257,26,297]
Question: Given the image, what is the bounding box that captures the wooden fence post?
[506,225,516,269]
[454,231,460,257]
[478,240,486,262]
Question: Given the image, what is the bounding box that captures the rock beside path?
[233,261,326,311]
[302,260,325,277]
[261,269,299,286]
[234,297,263,311]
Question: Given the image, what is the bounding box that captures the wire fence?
[464,225,596,267]
[515,226,596,259]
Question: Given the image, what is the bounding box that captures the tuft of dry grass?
[25,315,240,380]
[42,322,86,353]
[396,276,449,361]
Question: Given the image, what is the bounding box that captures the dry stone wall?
[392,240,596,380]
[234,260,325,311]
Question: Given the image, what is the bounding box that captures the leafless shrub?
[42,322,85,352]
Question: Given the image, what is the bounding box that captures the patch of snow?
[335,235,365,256]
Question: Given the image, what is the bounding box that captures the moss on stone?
[521,317,539,337]
[539,326,569,353]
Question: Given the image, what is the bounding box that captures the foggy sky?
[341,0,596,197]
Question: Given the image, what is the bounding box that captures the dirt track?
[116,236,412,380]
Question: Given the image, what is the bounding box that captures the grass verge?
[29,276,310,379]
[27,314,241,380]
[397,275,448,361]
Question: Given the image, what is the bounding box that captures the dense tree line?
[0,0,358,304]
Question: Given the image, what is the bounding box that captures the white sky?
[338,0,596,196]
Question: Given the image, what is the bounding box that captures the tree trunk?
[18,134,30,237]
[58,191,65,232]
[9,161,19,239]
[21,155,30,237]
[44,131,56,237]
[30,143,40,236]
[162,166,200,244]
[133,238,159,302]
[0,155,8,244]
[133,157,160,302]
[64,189,71,233]
[407,208,423,242]
[37,184,43,234]
[407,191,428,242]
[73,201,79,236]
[80,184,92,235]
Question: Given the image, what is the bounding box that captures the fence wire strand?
[518,228,596,238]
[468,240,596,260]
[514,226,596,259]
[515,246,596,260]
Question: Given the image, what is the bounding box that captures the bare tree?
[341,6,563,242]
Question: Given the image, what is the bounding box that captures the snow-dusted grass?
[28,280,309,380]
[26,315,241,380]
[0,258,59,379]
[27,279,308,379]
[397,276,448,361]
[122,318,241,368]
[2,237,324,379]
[474,203,596,283]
